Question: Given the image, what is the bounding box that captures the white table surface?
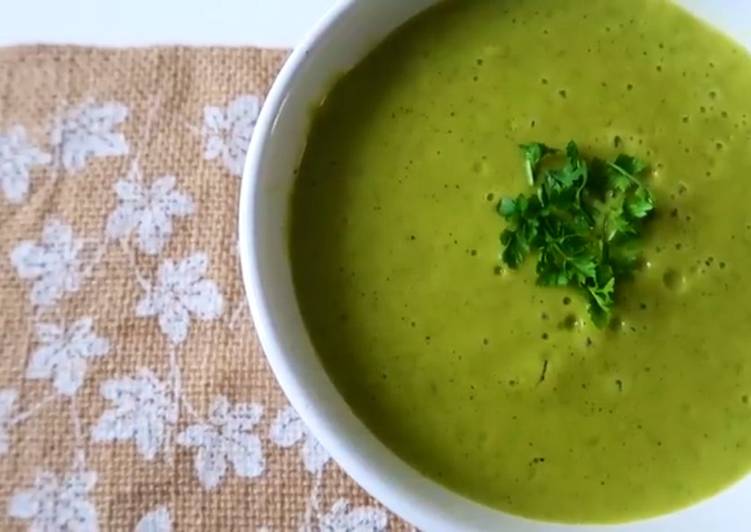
[3,1,749,51]
[0,0,337,49]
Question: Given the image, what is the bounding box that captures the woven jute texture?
[0,46,410,531]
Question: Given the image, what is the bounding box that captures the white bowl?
[239,1,751,530]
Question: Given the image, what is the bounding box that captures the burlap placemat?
[0,46,411,531]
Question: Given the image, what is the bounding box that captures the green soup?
[289,0,751,523]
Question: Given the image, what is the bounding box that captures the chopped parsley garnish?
[498,141,656,328]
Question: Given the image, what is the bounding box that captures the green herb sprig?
[498,141,655,327]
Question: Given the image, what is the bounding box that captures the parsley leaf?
[498,195,542,268]
[520,142,557,185]
[497,141,655,328]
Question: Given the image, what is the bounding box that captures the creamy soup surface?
[290,0,751,522]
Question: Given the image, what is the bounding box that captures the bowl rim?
[238,1,751,530]
[238,1,445,528]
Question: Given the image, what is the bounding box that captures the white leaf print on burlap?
[135,506,171,532]
[26,318,110,396]
[136,253,224,344]
[8,470,98,532]
[318,499,389,532]
[0,389,18,456]
[52,100,129,172]
[202,94,260,177]
[92,369,177,461]
[10,218,84,308]
[0,125,51,204]
[270,406,330,474]
[177,396,265,490]
[106,175,194,255]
